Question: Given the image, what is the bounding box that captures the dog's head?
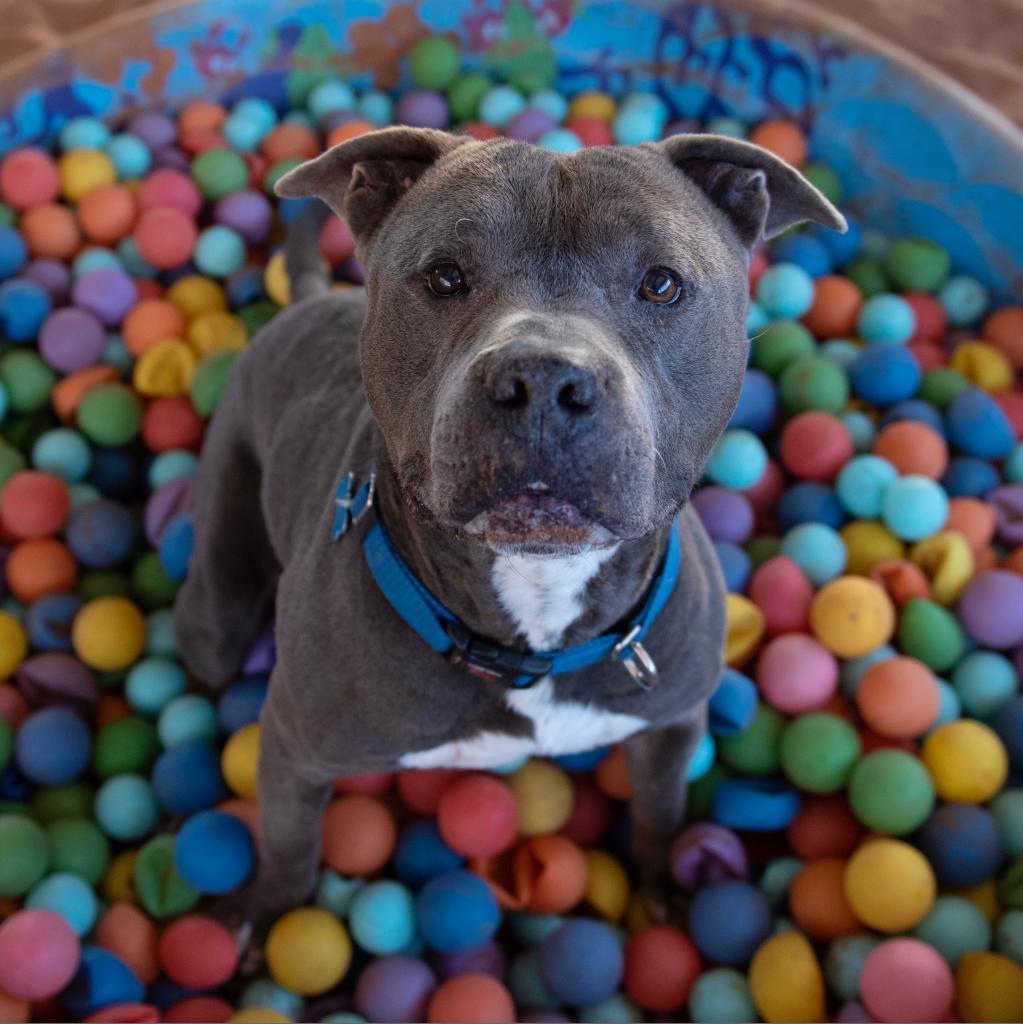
[277,128,844,556]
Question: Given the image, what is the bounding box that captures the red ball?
[157,915,238,989]
[907,341,946,371]
[458,123,502,141]
[320,216,356,266]
[163,996,235,1023]
[564,115,613,146]
[624,926,702,1012]
[905,291,947,344]
[995,391,1023,439]
[136,170,203,217]
[397,769,462,814]
[334,771,393,795]
[780,412,854,481]
[741,457,785,521]
[84,1003,160,1023]
[787,794,864,859]
[142,397,205,452]
[748,556,813,635]
[1,471,70,539]
[437,773,520,858]
[0,148,59,209]
[134,207,198,269]
[559,776,611,845]
[427,974,515,1024]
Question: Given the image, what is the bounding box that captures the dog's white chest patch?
[399,545,647,771]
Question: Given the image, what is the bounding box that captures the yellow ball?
[265,907,352,995]
[506,759,573,835]
[265,250,292,307]
[103,850,137,904]
[956,952,1023,1023]
[567,90,617,122]
[584,849,629,922]
[0,610,28,677]
[749,931,825,1023]
[133,338,196,397]
[724,593,764,666]
[59,148,116,202]
[949,340,1015,393]
[187,311,248,357]
[808,576,895,658]
[922,720,1008,803]
[840,520,904,575]
[167,275,228,319]
[72,597,146,671]
[222,722,261,799]
[910,531,973,605]
[844,838,935,932]
[230,1009,292,1024]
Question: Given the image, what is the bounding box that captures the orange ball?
[946,497,997,553]
[427,975,515,1024]
[94,903,159,984]
[326,120,376,147]
[595,745,631,800]
[748,120,808,167]
[856,656,940,739]
[122,299,187,357]
[133,207,197,270]
[0,471,69,539]
[790,858,861,940]
[141,396,205,452]
[262,123,320,163]
[321,795,396,875]
[178,101,226,135]
[873,421,948,479]
[513,834,588,914]
[787,794,864,859]
[0,148,59,209]
[5,538,77,602]
[802,276,863,338]
[19,203,81,259]
[869,559,931,607]
[983,305,1023,368]
[77,184,137,243]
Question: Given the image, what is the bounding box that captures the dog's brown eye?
[639,267,685,305]
[427,262,468,297]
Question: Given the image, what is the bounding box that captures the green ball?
[825,933,882,1001]
[779,713,862,793]
[94,716,160,778]
[747,536,783,568]
[913,896,991,967]
[78,569,132,602]
[132,551,180,609]
[752,320,816,378]
[801,163,844,206]
[31,781,94,822]
[898,598,965,673]
[448,72,492,122]
[408,36,461,91]
[919,367,970,409]
[134,835,200,918]
[884,237,951,293]
[46,816,110,886]
[263,158,302,196]
[237,301,278,337]
[191,149,249,201]
[720,704,785,775]
[847,749,936,834]
[688,762,730,821]
[845,257,890,297]
[77,383,142,446]
[779,356,850,414]
[0,813,50,896]
[0,441,26,487]
[759,857,805,911]
[191,350,239,417]
[0,351,57,413]
[688,967,758,1024]
[991,790,1023,859]
[0,717,9,772]
[0,203,15,227]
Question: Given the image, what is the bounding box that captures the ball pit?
[0,9,1016,1023]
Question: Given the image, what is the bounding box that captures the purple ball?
[214,190,273,245]
[144,477,196,546]
[15,652,98,712]
[396,90,450,129]
[128,111,178,150]
[354,956,437,1024]
[837,1002,873,1024]
[959,570,1023,649]
[989,485,1023,546]
[670,823,748,891]
[72,267,138,327]
[153,146,190,172]
[691,486,755,544]
[434,939,505,980]
[243,623,276,675]
[23,258,71,303]
[38,307,106,372]
[504,108,558,142]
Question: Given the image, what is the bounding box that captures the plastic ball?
[537,919,623,1007]
[623,926,700,1012]
[265,907,352,996]
[959,570,1023,649]
[72,596,145,670]
[748,931,825,1024]
[66,500,136,568]
[174,810,254,894]
[158,914,238,989]
[880,475,948,541]
[133,207,197,270]
[2,470,70,538]
[780,713,860,792]
[506,759,573,835]
[850,345,921,406]
[94,774,159,841]
[436,773,519,858]
[0,908,80,1000]
[844,839,936,932]
[322,794,396,875]
[355,955,437,1023]
[780,523,846,585]
[955,951,1023,1023]
[427,974,515,1024]
[418,869,500,954]
[706,430,768,489]
[917,803,1003,887]
[0,814,50,896]
[687,880,773,966]
[15,706,92,785]
[789,857,860,941]
[855,656,940,739]
[756,263,815,319]
[857,293,916,344]
[860,938,954,1023]
[687,967,756,1024]
[922,720,1009,802]
[847,749,936,834]
[152,740,226,815]
[780,412,853,481]
[757,633,838,713]
[946,387,1015,459]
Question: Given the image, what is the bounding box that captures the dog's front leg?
[625,702,708,921]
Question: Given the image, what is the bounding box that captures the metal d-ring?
[613,624,658,690]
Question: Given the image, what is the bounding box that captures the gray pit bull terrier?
[174,126,844,927]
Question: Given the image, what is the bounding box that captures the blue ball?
[836,455,899,518]
[417,869,500,953]
[394,819,465,888]
[61,946,145,1019]
[688,733,716,781]
[841,410,878,452]
[15,707,92,785]
[0,225,28,280]
[479,86,526,126]
[537,129,582,153]
[850,346,921,406]
[729,369,778,435]
[94,773,159,841]
[226,265,267,307]
[819,340,862,372]
[528,89,569,121]
[72,248,122,277]
[712,778,801,830]
[65,499,136,568]
[358,91,395,126]
[241,978,304,1019]
[105,134,151,178]
[952,651,1018,720]
[709,668,759,737]
[27,871,98,935]
[780,522,846,585]
[946,388,1015,459]
[943,456,1001,497]
[194,226,246,279]
[776,482,846,531]
[174,809,255,894]
[770,234,833,277]
[917,804,1003,887]
[307,80,356,120]
[89,446,145,499]
[60,117,111,150]
[688,880,774,965]
[217,675,269,733]
[32,428,92,482]
[612,105,665,145]
[755,263,815,319]
[151,740,227,815]
[856,293,916,344]
[538,919,624,1007]
[939,275,988,326]
[813,215,862,266]
[126,657,187,716]
[149,450,198,489]
[747,301,769,337]
[715,541,751,592]
[881,399,946,435]
[706,430,767,489]
[881,475,949,541]
[995,696,1023,773]
[233,97,279,131]
[158,694,219,748]
[932,678,962,731]
[223,114,268,152]
[25,592,82,652]
[349,880,417,954]
[158,513,195,581]
[0,278,53,341]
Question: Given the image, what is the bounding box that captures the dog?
[174,126,844,927]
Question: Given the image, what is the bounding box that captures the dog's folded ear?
[274,126,471,243]
[654,134,847,248]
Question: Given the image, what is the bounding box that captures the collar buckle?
[613,624,658,690]
[332,471,376,541]
[444,620,553,687]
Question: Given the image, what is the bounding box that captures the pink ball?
[860,939,953,1023]
[436,773,520,858]
[0,909,80,1000]
[748,556,813,635]
[756,633,838,713]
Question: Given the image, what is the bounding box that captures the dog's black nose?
[485,354,600,422]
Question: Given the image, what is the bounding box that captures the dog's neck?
[372,454,670,652]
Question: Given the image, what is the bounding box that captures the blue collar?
[332,469,681,690]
